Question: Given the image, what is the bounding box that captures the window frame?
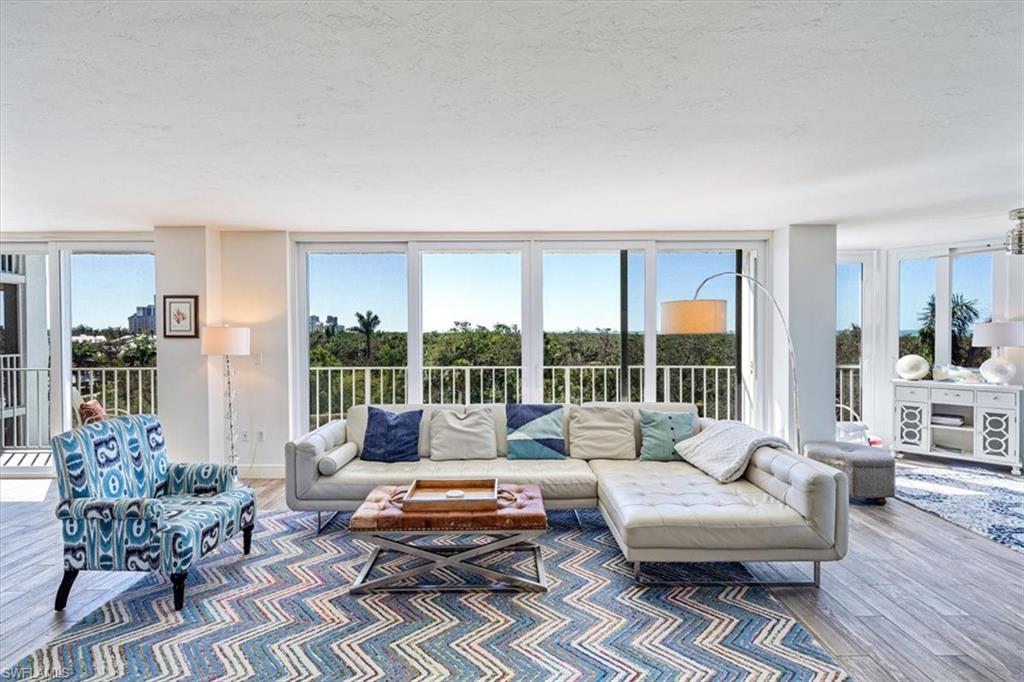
[291,236,769,438]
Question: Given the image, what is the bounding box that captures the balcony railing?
[836,364,862,421]
[1,354,49,451]
[308,364,739,429]
[71,367,158,416]
[1,364,157,454]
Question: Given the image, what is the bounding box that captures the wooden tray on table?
[402,478,499,512]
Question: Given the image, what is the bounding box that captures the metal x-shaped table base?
[349,529,547,594]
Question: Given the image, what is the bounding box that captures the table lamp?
[972,321,1023,385]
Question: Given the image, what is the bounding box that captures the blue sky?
[898,254,992,333]
[71,253,155,328]
[836,262,861,330]
[307,251,739,333]
[71,249,993,336]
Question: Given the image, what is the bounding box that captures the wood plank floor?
[1,476,1021,680]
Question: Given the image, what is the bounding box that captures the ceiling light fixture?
[1007,208,1024,255]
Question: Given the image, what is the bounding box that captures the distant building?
[309,315,322,332]
[325,315,340,331]
[128,304,156,333]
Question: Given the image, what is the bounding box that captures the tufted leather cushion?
[591,459,832,550]
[350,484,547,532]
[293,420,347,459]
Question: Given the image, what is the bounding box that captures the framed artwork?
[163,295,199,338]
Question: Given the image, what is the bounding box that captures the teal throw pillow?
[639,410,695,461]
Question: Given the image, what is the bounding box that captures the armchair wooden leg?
[171,572,187,611]
[54,569,79,611]
[243,524,254,555]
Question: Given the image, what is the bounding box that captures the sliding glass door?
[297,240,764,427]
[421,248,523,404]
[836,261,863,421]
[68,252,157,420]
[542,249,645,403]
[305,250,408,428]
[0,249,50,463]
[655,250,741,418]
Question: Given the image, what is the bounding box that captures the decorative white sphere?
[895,354,929,380]
[980,356,1017,385]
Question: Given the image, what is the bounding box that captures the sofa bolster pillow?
[317,442,359,476]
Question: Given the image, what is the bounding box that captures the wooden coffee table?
[348,483,548,593]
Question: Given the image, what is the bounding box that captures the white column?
[406,243,423,404]
[154,226,222,463]
[220,231,292,477]
[770,224,837,447]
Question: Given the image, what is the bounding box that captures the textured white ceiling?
[1,1,1021,247]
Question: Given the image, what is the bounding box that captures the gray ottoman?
[804,440,895,504]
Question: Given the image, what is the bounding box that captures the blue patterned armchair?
[50,414,256,610]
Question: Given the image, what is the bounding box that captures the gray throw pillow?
[568,405,636,460]
[430,407,497,460]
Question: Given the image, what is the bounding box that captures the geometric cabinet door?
[976,407,1017,462]
[896,401,929,451]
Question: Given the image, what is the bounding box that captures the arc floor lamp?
[660,272,803,454]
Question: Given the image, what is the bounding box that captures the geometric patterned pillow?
[506,404,566,459]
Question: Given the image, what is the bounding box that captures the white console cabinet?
[891,379,1022,476]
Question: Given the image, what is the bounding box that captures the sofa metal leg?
[243,524,254,554]
[574,509,584,530]
[171,572,187,611]
[54,569,79,611]
[632,561,822,588]
[317,511,341,533]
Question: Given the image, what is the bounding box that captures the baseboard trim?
[238,465,285,479]
[0,467,55,479]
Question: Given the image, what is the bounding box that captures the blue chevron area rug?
[10,510,848,680]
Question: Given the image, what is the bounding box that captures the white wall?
[219,231,292,477]
[770,225,838,447]
[154,226,222,462]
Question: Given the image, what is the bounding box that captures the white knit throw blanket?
[673,419,792,483]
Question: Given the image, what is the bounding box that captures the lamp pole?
[225,354,238,471]
[693,271,803,454]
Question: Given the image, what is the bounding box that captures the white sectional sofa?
[285,402,848,585]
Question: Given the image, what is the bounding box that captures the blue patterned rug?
[896,462,1024,552]
[10,510,847,680]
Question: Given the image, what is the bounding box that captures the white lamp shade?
[201,326,251,356]
[972,321,1024,348]
[660,299,728,334]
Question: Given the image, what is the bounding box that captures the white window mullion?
[934,254,952,367]
[50,247,73,433]
[406,243,424,404]
[643,243,657,402]
[524,241,544,403]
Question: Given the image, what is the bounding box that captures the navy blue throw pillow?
[361,407,422,463]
